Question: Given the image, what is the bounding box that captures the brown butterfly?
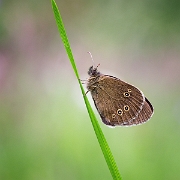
[86,65,154,127]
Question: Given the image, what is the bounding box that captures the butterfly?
[86,65,154,127]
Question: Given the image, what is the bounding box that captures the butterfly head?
[88,66,100,77]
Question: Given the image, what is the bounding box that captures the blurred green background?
[0,0,180,179]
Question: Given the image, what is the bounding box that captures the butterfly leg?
[79,79,87,84]
[84,90,89,96]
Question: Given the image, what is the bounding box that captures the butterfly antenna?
[87,51,95,67]
[96,63,100,69]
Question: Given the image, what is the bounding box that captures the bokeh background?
[0,0,180,179]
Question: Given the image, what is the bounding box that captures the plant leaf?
[51,0,122,179]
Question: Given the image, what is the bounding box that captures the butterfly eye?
[124,105,129,111]
[117,109,123,115]
[123,92,130,97]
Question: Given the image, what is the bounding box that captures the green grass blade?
[51,0,122,179]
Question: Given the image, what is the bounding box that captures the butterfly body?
[87,66,154,127]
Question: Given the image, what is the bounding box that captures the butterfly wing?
[90,75,147,126]
[128,97,154,126]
